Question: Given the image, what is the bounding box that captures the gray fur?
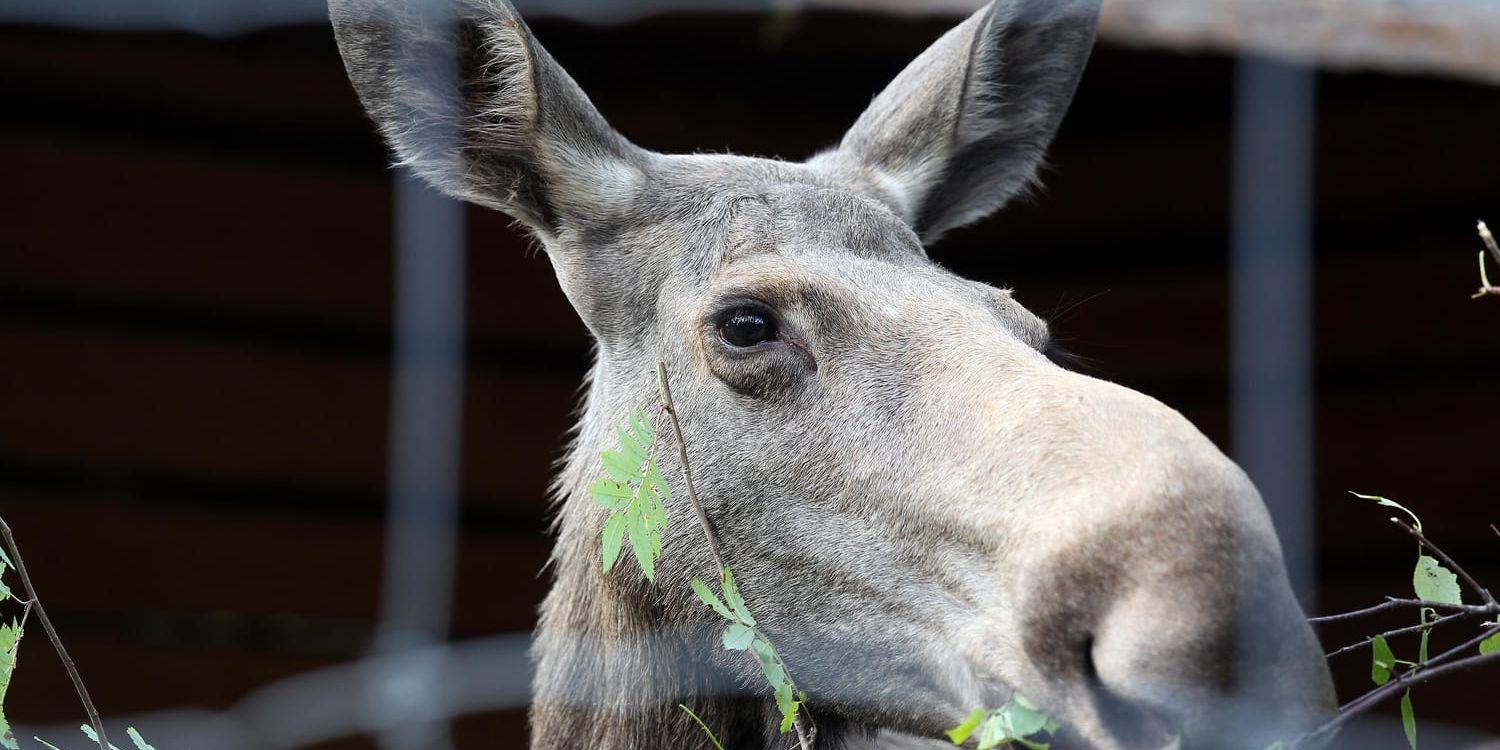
[327,2,1336,748]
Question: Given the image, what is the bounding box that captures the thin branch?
[1299,650,1500,748]
[1309,596,1497,624]
[654,362,814,750]
[0,516,110,750]
[654,362,727,576]
[1324,611,1473,659]
[1474,221,1500,299]
[1339,622,1499,717]
[1391,518,1496,606]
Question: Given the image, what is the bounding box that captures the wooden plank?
[0,130,589,353]
[0,322,577,507]
[806,0,1500,85]
[0,497,550,630]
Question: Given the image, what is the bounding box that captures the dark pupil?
[721,312,773,347]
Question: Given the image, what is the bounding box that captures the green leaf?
[722,622,755,651]
[780,687,804,726]
[601,513,627,572]
[616,425,649,467]
[0,579,10,602]
[631,409,655,445]
[1351,492,1423,531]
[1418,622,1431,666]
[1371,635,1395,686]
[751,637,785,687]
[627,510,657,582]
[0,545,12,570]
[977,713,1010,750]
[1413,556,1462,605]
[947,708,986,745]
[720,568,755,627]
[691,578,734,620]
[127,728,157,750]
[1480,619,1500,656]
[1400,689,1417,750]
[589,478,633,511]
[0,621,18,750]
[779,705,799,734]
[1003,695,1050,738]
[601,450,641,484]
[81,724,125,750]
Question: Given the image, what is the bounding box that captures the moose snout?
[1001,399,1336,750]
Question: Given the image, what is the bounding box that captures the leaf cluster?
[0,546,20,750]
[35,726,155,750]
[692,569,807,733]
[1354,494,1487,750]
[592,410,671,582]
[946,695,1057,750]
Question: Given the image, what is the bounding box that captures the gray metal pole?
[369,169,467,750]
[1229,56,1317,606]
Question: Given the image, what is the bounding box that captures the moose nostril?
[1085,639,1180,750]
[1090,682,1178,750]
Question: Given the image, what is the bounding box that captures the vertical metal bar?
[369,169,466,750]
[1229,56,1317,606]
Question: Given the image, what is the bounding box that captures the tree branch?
[1298,649,1500,748]
[0,516,110,750]
[1324,611,1473,659]
[1309,596,1498,624]
[1391,518,1495,606]
[654,362,727,577]
[654,362,814,750]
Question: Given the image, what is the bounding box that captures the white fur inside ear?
[547,141,645,218]
[871,151,948,227]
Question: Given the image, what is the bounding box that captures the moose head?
[328,0,1336,747]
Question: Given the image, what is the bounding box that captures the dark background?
[1,6,1497,749]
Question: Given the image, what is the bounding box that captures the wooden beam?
[803,0,1500,86]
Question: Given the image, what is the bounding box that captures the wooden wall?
[1,9,1497,749]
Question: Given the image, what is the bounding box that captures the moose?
[328,0,1336,747]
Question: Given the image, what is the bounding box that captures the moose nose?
[1016,441,1335,750]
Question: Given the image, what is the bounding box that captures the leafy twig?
[653,362,815,750]
[0,516,110,750]
[653,362,727,575]
[1390,518,1495,606]
[1296,647,1500,748]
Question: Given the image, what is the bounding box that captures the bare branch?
[0,516,110,750]
[1309,596,1497,624]
[1324,611,1473,659]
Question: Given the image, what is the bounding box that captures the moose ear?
[811,0,1101,244]
[328,0,644,237]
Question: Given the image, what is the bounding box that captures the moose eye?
[718,309,777,348]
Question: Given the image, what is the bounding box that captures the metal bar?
[368,169,467,750]
[1229,56,1317,605]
